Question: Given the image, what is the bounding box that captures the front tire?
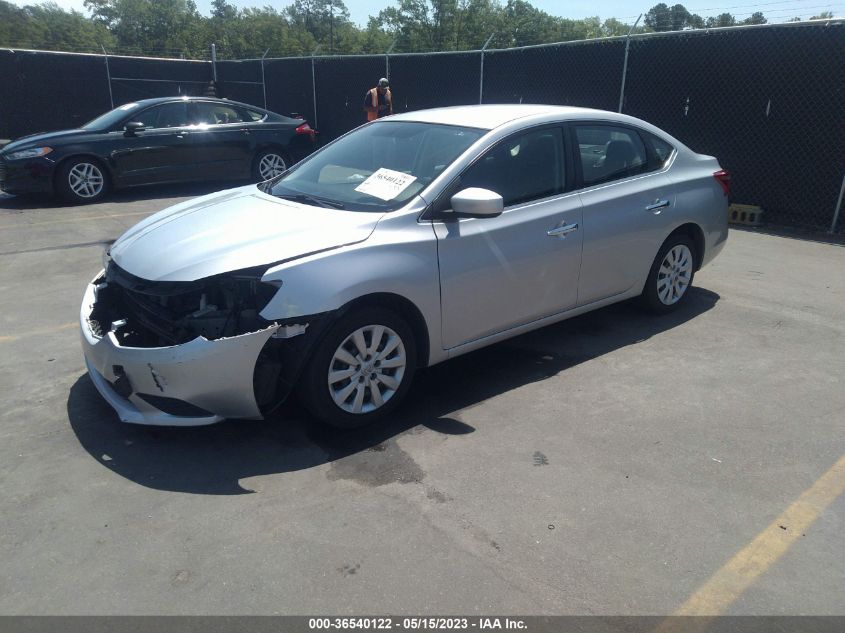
[252,149,288,182]
[641,235,696,314]
[298,307,417,429]
[57,158,109,204]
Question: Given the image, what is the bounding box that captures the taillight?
[713,169,731,196]
[295,122,317,142]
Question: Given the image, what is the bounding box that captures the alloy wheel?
[327,324,407,414]
[657,244,693,305]
[258,153,286,180]
[68,162,105,199]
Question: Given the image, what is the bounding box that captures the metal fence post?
[101,45,114,109]
[617,14,642,113]
[260,48,269,110]
[479,33,495,105]
[385,39,397,81]
[311,46,321,130]
[211,42,218,83]
[829,173,845,233]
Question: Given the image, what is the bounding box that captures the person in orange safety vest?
[364,78,393,121]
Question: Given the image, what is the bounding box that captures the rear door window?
[574,124,648,186]
[191,102,247,125]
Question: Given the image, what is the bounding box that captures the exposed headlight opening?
[7,147,53,161]
[89,263,282,347]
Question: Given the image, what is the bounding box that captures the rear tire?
[252,149,288,182]
[57,158,109,204]
[298,307,417,429]
[641,235,696,314]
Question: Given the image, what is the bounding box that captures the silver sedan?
[80,104,729,428]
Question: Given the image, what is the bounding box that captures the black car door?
[108,102,197,185]
[185,101,255,180]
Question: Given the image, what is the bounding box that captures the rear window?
[644,132,675,167]
[243,109,266,122]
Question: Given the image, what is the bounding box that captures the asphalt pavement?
[0,184,843,615]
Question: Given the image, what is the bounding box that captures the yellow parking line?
[0,321,79,343]
[0,210,152,230]
[654,453,845,632]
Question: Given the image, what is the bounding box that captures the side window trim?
[425,123,572,220]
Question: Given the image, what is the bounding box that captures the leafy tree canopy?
[0,0,785,58]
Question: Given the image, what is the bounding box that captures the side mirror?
[449,187,504,219]
[124,122,145,136]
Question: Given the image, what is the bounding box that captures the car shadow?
[67,288,720,495]
[0,181,252,210]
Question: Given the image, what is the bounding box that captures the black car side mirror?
[124,122,145,137]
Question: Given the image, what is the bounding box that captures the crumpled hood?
[2,129,87,154]
[109,185,382,282]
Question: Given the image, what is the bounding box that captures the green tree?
[705,13,736,27]
[741,11,766,25]
[84,0,204,55]
[645,3,693,31]
[645,3,709,31]
[0,0,114,52]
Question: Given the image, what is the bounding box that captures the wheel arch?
[666,222,705,270]
[334,292,431,368]
[253,143,292,163]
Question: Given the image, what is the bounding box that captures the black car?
[0,97,317,203]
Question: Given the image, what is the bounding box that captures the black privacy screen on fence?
[216,58,264,110]
[0,49,112,139]
[108,56,210,105]
[314,55,387,140]
[623,25,845,230]
[389,52,481,111]
[482,39,625,110]
[1,21,844,231]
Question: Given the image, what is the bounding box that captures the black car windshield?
[82,102,144,130]
[266,121,484,212]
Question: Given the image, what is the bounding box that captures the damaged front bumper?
[80,275,280,426]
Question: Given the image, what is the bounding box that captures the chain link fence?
[217,20,844,232]
[2,20,843,231]
[622,23,845,232]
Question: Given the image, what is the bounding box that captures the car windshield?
[265,121,484,212]
[81,102,143,130]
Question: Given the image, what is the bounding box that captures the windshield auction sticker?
[354,168,417,201]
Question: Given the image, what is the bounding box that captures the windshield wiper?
[276,193,346,209]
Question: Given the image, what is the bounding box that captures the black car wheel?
[253,149,288,182]
[298,307,417,429]
[57,158,109,203]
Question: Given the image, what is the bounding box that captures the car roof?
[387,104,624,130]
[127,96,267,111]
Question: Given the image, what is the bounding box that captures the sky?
[7,0,842,27]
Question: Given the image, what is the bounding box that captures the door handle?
[646,199,670,212]
[240,128,251,135]
[547,222,579,238]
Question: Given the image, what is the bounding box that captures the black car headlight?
[7,147,53,161]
